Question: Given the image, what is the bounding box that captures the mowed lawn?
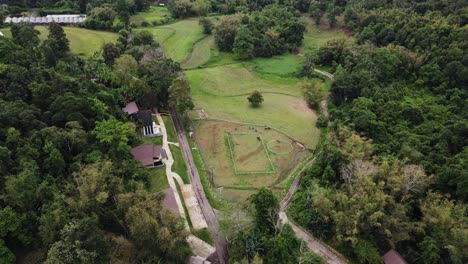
[1,26,117,56]
[186,64,319,148]
[143,19,204,63]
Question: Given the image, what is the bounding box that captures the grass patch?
[192,227,215,246]
[226,133,275,174]
[143,19,204,62]
[130,6,170,24]
[148,167,169,193]
[162,115,177,143]
[175,181,192,228]
[246,54,305,77]
[186,64,319,148]
[170,144,189,184]
[1,26,117,56]
[192,120,307,201]
[182,35,214,69]
[201,48,237,68]
[300,16,348,53]
[186,131,221,209]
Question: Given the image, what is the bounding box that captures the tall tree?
[92,118,133,158]
[45,218,110,264]
[233,25,254,60]
[249,187,279,233]
[47,21,70,57]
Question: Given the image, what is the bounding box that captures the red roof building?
[383,249,407,264]
[122,101,139,117]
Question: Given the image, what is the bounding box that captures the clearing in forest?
[2,26,117,56]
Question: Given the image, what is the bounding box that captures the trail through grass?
[181,35,214,69]
[143,19,204,62]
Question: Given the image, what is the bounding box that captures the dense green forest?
[0,20,194,262]
[0,0,466,263]
[290,0,467,263]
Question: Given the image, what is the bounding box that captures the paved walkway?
[155,113,188,224]
[154,113,212,258]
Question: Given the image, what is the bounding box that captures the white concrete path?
[154,113,212,258]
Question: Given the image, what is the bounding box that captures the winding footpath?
[314,68,335,124]
[155,113,215,259]
[278,69,348,264]
[170,107,228,264]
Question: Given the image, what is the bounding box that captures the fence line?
[196,117,312,151]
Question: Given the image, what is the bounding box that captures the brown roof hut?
[122,101,139,117]
[383,249,407,264]
[131,145,165,167]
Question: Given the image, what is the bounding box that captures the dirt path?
[279,68,347,263]
[170,107,228,264]
[279,157,316,211]
[278,157,349,264]
[314,69,335,124]
[279,213,347,264]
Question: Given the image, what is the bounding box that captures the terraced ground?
[1,26,117,56]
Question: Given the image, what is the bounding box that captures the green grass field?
[148,168,169,193]
[142,19,204,63]
[186,64,319,147]
[170,144,189,184]
[130,6,170,23]
[1,26,117,56]
[181,35,214,69]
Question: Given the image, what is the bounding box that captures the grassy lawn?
[130,6,170,23]
[1,26,117,56]
[148,167,169,193]
[186,64,319,148]
[142,19,204,63]
[181,35,214,69]
[162,115,178,143]
[246,54,305,77]
[170,144,190,184]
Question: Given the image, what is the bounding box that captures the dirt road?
[279,213,347,264]
[314,68,335,124]
[279,157,316,211]
[170,107,228,264]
